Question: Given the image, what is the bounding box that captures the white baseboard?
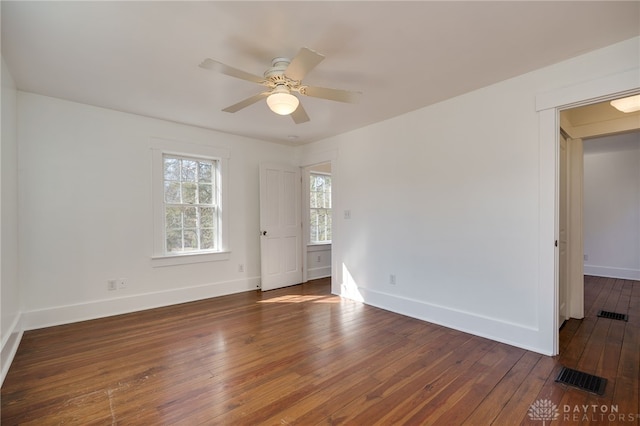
[1,313,24,386]
[307,265,331,280]
[340,285,552,356]
[23,277,260,331]
[584,265,640,281]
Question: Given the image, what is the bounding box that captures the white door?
[259,163,302,291]
[558,133,569,327]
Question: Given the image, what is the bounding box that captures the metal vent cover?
[555,366,607,395]
[597,310,628,322]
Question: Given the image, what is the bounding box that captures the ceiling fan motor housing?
[264,58,289,78]
[264,57,303,92]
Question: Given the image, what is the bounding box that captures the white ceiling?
[2,1,639,145]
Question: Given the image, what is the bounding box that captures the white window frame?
[150,138,230,267]
[309,171,332,245]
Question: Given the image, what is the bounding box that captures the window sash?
[162,154,221,254]
[310,208,332,243]
[310,173,332,243]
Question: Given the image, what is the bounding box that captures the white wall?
[17,92,296,329]
[299,37,639,355]
[307,245,331,280]
[583,132,640,280]
[1,57,22,384]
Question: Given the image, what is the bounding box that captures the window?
[310,173,331,243]
[151,138,229,266]
[163,155,219,253]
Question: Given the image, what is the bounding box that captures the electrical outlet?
[238,264,244,273]
[107,280,117,291]
[584,254,589,261]
[317,255,322,263]
[344,210,351,219]
[118,278,126,289]
[389,274,396,286]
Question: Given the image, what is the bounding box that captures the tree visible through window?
[310,173,331,243]
[163,155,219,253]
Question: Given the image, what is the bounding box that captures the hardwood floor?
[2,276,638,425]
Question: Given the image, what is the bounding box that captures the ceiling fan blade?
[285,47,325,81]
[199,58,265,84]
[302,85,361,103]
[222,92,269,113]
[291,102,310,124]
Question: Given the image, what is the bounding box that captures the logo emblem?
[528,399,560,425]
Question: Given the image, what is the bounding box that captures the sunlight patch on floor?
[257,294,340,304]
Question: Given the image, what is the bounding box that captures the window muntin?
[163,154,220,254]
[310,173,331,243]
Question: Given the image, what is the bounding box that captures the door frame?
[557,129,586,325]
[558,131,569,328]
[536,68,639,355]
[565,134,585,320]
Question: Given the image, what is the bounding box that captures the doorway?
[536,68,638,355]
[302,162,333,283]
[556,95,640,352]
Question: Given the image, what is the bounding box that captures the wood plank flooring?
[2,276,638,425]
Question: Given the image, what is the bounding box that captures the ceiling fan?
[199,47,361,124]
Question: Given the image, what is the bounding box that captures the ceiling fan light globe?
[267,92,299,115]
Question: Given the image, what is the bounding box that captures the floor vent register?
[597,310,628,322]
[555,366,607,395]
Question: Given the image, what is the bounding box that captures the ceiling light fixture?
[610,94,640,113]
[266,85,299,115]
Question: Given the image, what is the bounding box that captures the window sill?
[307,243,332,251]
[151,251,230,267]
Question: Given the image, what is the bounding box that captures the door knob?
[261,231,267,236]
